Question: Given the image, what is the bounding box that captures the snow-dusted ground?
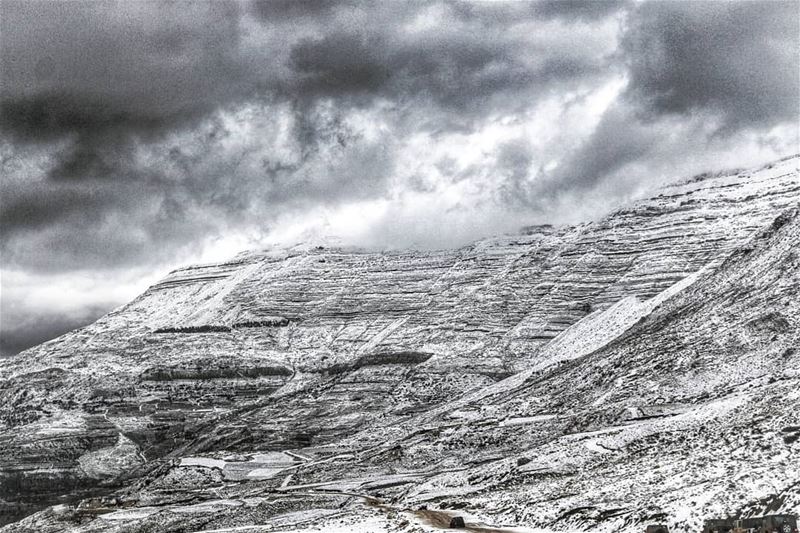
[1,156,799,532]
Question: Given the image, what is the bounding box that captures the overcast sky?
[1,0,798,357]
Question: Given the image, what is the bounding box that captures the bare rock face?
[0,155,798,530]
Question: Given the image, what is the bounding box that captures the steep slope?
[0,155,798,529]
[28,206,795,533]
[388,207,800,532]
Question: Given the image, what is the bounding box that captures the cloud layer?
[1,0,798,355]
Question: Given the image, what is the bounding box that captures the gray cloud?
[0,0,617,269]
[522,0,800,203]
[0,0,610,151]
[531,0,631,21]
[539,104,658,198]
[0,2,247,136]
[0,305,108,358]
[250,0,339,22]
[623,0,800,131]
[0,0,252,184]
[0,0,797,356]
[447,0,630,24]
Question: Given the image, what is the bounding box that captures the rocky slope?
[0,155,798,531]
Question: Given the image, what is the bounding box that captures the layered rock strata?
[1,155,798,530]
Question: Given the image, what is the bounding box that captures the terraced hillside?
[1,155,798,531]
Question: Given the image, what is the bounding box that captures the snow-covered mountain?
[1,155,798,532]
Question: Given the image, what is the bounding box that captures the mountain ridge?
[1,154,799,531]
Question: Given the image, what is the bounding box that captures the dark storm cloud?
[287,30,520,109]
[282,4,615,114]
[1,0,797,357]
[531,0,631,21]
[288,32,393,101]
[0,181,115,231]
[1,0,795,252]
[0,0,252,181]
[0,0,618,271]
[0,1,247,138]
[531,0,800,200]
[0,0,612,152]
[0,304,108,358]
[623,0,800,131]
[446,0,629,24]
[250,0,340,22]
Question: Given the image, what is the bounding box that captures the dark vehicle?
[733,514,798,533]
[703,518,734,533]
[449,515,466,528]
[645,525,669,533]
